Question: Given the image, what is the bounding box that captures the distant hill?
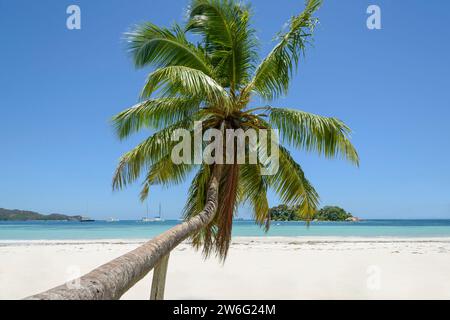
[0,208,82,221]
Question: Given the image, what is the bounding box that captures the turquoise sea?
[1,220,450,240]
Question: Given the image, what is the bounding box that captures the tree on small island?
[316,206,354,221]
[269,205,357,221]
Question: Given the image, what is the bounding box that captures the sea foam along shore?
[1,237,450,300]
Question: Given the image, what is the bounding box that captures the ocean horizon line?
[3,219,450,241]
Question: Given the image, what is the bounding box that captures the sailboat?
[80,201,95,222]
[142,203,164,222]
[153,203,164,222]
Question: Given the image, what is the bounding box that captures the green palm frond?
[240,164,269,229]
[242,0,322,101]
[268,146,320,219]
[269,107,359,165]
[187,0,258,92]
[141,66,232,111]
[126,22,213,75]
[139,154,196,201]
[112,120,192,190]
[183,165,212,221]
[112,97,201,139]
[183,165,218,255]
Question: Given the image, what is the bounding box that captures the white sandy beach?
[1,237,450,300]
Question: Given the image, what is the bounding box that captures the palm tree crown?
[112,0,359,259]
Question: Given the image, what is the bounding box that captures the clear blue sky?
[1,0,449,219]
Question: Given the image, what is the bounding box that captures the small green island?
[270,205,360,222]
[0,208,81,221]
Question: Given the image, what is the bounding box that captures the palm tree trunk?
[26,165,223,300]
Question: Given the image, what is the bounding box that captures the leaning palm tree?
[113,0,358,260]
